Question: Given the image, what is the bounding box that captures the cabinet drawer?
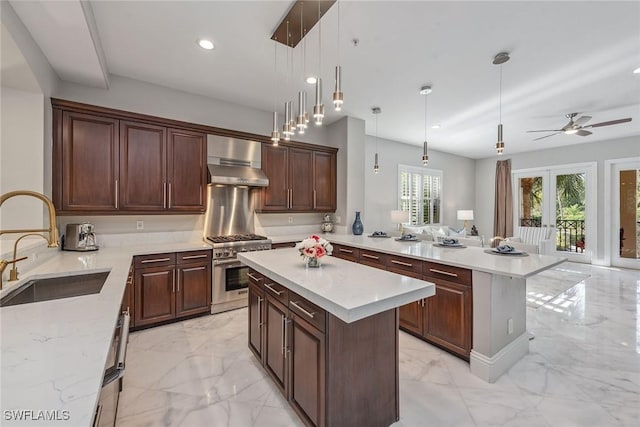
[423,262,472,286]
[177,249,211,265]
[332,244,360,262]
[263,279,288,305]
[359,249,388,269]
[386,255,422,275]
[247,268,265,287]
[289,291,326,333]
[134,253,176,269]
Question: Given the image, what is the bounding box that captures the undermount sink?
[0,271,110,307]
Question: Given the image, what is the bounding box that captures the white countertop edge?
[238,252,435,323]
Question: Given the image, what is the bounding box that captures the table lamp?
[457,210,474,231]
[390,210,410,235]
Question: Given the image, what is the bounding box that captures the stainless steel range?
[206,234,272,314]
[203,135,272,314]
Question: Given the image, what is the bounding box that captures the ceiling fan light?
[565,129,578,135]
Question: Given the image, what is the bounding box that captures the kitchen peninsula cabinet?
[258,141,337,213]
[52,99,206,214]
[133,249,211,328]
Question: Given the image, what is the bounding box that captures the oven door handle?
[103,309,130,387]
[213,259,243,267]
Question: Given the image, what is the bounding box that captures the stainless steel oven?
[212,258,251,313]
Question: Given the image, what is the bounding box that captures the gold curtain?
[493,159,513,239]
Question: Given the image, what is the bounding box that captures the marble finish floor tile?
[117,263,639,426]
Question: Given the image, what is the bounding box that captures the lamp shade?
[457,210,474,221]
[391,210,410,224]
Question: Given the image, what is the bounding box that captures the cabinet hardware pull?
[421,298,425,307]
[313,190,316,209]
[176,270,180,293]
[281,315,286,356]
[172,270,176,293]
[288,189,292,209]
[258,296,263,326]
[283,316,290,359]
[265,283,283,295]
[429,268,458,278]
[168,183,172,208]
[115,179,119,209]
[339,248,353,254]
[140,257,171,264]
[163,182,167,208]
[361,253,379,260]
[182,254,208,260]
[290,301,315,319]
[391,259,413,267]
[247,272,263,282]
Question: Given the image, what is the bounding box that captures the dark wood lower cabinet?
[248,267,398,427]
[398,300,424,335]
[132,249,211,329]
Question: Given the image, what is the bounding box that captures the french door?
[513,163,596,263]
[611,160,640,269]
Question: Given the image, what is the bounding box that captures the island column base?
[470,332,529,382]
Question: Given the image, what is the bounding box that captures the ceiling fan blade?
[576,130,592,137]
[526,129,563,133]
[573,115,592,126]
[533,132,563,141]
[583,118,632,128]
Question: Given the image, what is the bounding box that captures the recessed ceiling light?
[197,39,214,50]
[634,67,640,74]
[431,124,440,129]
[306,76,317,84]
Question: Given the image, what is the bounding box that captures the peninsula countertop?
[268,233,566,279]
[238,248,436,323]
[0,241,210,427]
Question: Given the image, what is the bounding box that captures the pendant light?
[372,107,381,173]
[313,0,325,126]
[333,1,344,111]
[493,52,510,155]
[270,43,280,145]
[420,85,432,165]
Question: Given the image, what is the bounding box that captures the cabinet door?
[167,129,206,212]
[264,295,288,395]
[289,148,314,211]
[248,282,264,360]
[134,266,175,327]
[289,314,325,427]
[175,262,211,318]
[398,301,424,335]
[424,279,472,359]
[313,151,336,211]
[119,120,167,210]
[60,111,119,211]
[261,144,289,211]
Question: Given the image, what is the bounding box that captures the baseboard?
[469,332,529,383]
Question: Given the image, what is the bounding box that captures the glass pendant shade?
[333,66,344,111]
[297,91,307,134]
[313,78,324,125]
[496,123,504,155]
[271,111,280,145]
[374,152,379,173]
[422,141,429,165]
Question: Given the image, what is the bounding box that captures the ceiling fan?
[527,113,632,141]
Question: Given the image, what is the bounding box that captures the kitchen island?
[269,234,567,383]
[238,249,436,427]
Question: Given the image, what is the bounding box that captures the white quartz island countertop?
[238,248,436,323]
[270,234,567,279]
[0,241,210,427]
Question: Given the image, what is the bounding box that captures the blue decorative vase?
[352,211,364,235]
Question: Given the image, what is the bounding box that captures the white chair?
[492,226,556,254]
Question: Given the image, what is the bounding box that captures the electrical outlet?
[288,216,294,224]
[335,216,341,224]
[136,220,144,230]
[507,318,514,334]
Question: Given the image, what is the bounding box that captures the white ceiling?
[8,1,640,159]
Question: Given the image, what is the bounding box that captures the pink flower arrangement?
[295,234,333,261]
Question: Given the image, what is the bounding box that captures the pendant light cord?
[337,0,340,62]
[424,93,428,142]
[499,64,503,124]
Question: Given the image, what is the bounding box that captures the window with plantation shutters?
[398,165,442,225]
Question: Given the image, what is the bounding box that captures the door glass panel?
[518,176,543,227]
[619,169,640,259]
[555,173,586,254]
[225,266,249,291]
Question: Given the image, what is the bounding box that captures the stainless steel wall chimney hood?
[207,135,269,187]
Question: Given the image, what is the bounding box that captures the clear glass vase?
[306,257,321,268]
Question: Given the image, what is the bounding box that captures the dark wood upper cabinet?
[119,121,167,210]
[52,100,208,215]
[58,111,119,211]
[167,129,206,211]
[260,144,289,211]
[258,142,337,213]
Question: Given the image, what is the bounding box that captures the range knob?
[222,250,230,257]
[215,251,222,257]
